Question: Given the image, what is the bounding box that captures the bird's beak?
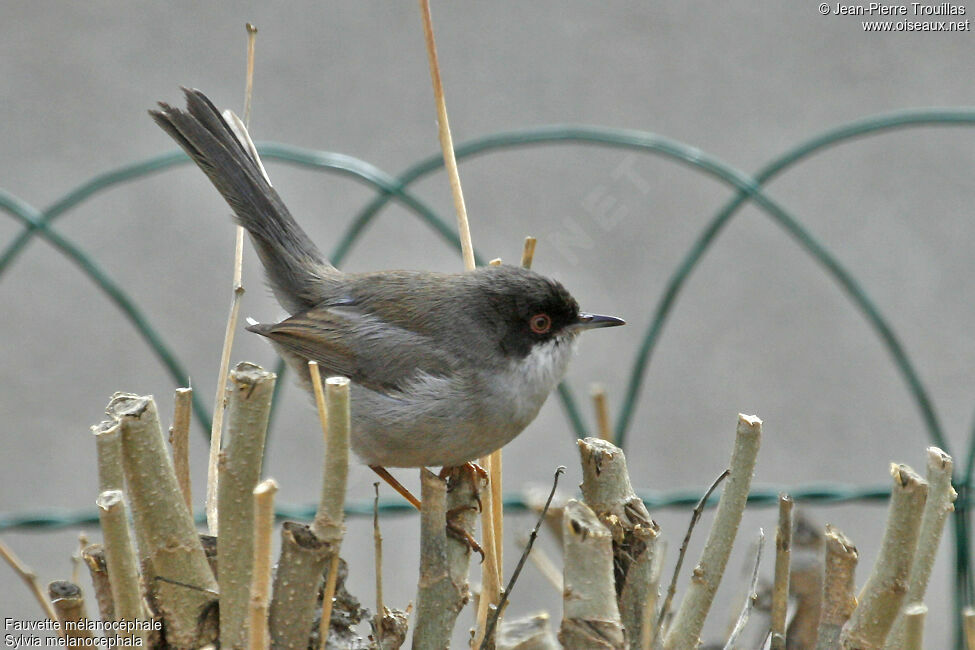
[572,312,626,331]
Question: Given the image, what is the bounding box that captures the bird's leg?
[369,465,421,510]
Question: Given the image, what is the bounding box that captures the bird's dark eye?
[529,313,552,334]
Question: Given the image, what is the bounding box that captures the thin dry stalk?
[417,0,474,270]
[517,535,562,593]
[217,362,276,650]
[840,464,928,649]
[656,470,730,638]
[723,529,765,650]
[559,499,625,649]
[663,414,762,650]
[0,538,58,624]
[475,450,503,648]
[372,483,386,647]
[521,236,537,269]
[96,490,146,644]
[319,553,341,649]
[81,544,114,622]
[577,438,660,650]
[92,419,124,494]
[208,23,259,537]
[816,525,858,649]
[885,447,956,649]
[111,394,218,648]
[590,385,613,441]
[248,478,277,650]
[169,386,193,511]
[770,494,794,650]
[902,603,926,650]
[48,581,93,643]
[243,23,257,125]
[483,467,565,649]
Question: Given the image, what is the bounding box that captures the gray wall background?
[3,2,974,646]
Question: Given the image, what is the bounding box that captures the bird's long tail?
[150,88,335,313]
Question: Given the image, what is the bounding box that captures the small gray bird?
[151,88,623,468]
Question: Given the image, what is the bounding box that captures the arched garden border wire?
[2,109,974,645]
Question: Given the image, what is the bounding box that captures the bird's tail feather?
[150,87,335,313]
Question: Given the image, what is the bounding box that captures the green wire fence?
[3,109,974,646]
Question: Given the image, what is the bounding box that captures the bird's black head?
[474,265,624,359]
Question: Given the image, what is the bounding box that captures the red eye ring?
[530,313,552,334]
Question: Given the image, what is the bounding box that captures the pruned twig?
[218,362,275,650]
[248,478,277,650]
[885,447,956,649]
[840,464,928,649]
[770,494,794,650]
[169,386,193,511]
[111,394,218,647]
[816,525,858,649]
[663,414,762,650]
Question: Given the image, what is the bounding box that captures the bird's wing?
[247,304,455,393]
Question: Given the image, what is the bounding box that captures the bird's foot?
[446,505,485,562]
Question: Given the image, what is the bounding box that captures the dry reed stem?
[319,553,341,650]
[590,384,613,441]
[248,478,277,650]
[169,387,193,511]
[663,414,762,650]
[770,494,794,650]
[0,538,58,625]
[373,483,386,647]
[521,236,537,269]
[207,23,259,536]
[417,0,474,271]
